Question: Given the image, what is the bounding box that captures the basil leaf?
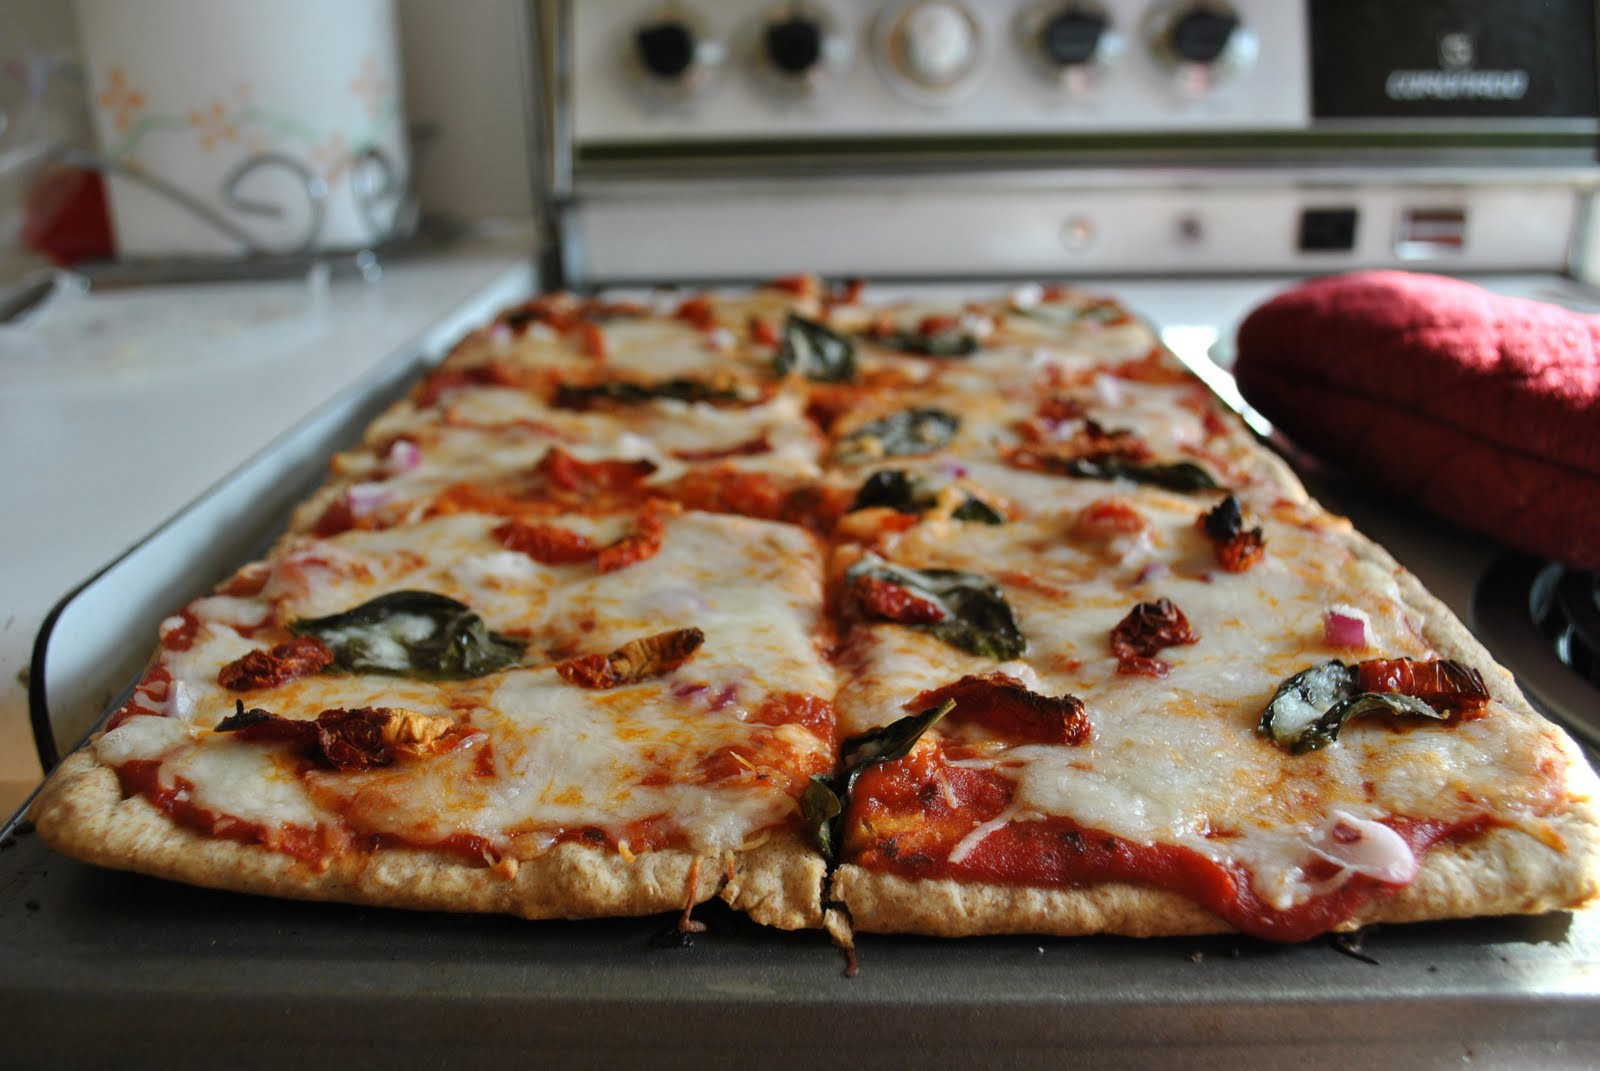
[849,469,1004,525]
[804,699,955,858]
[848,555,1026,660]
[801,776,844,858]
[844,699,955,768]
[775,313,856,382]
[873,329,980,359]
[1063,456,1221,492]
[292,590,524,680]
[1259,660,1454,754]
[1258,660,1358,748]
[1294,693,1447,754]
[850,469,921,511]
[950,496,1005,525]
[836,407,960,466]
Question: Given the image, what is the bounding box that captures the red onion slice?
[385,439,422,472]
[1307,810,1418,885]
[1323,604,1374,648]
[345,481,392,518]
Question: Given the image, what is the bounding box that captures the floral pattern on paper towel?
[98,67,147,132]
[94,59,399,181]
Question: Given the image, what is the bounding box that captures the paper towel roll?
[74,0,410,257]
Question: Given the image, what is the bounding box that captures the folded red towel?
[1234,270,1600,570]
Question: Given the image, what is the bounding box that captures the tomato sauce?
[115,760,324,865]
[106,665,173,732]
[846,743,1495,942]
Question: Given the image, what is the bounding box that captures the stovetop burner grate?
[1475,556,1600,755]
[1534,567,1600,689]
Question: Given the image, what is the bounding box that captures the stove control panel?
[572,0,1308,141]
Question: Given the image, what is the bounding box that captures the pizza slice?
[821,420,1600,941]
[33,505,836,928]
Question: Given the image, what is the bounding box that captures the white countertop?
[0,247,535,814]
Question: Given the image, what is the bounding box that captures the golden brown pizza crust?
[31,749,824,928]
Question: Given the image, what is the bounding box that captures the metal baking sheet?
[3,812,1598,1068]
[7,278,1600,1067]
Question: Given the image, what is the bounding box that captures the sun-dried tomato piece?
[1198,495,1266,572]
[748,315,781,347]
[555,628,706,689]
[674,294,718,330]
[1109,348,1191,384]
[415,361,520,407]
[1355,658,1490,711]
[828,278,866,306]
[214,704,459,771]
[596,509,669,573]
[1037,394,1090,423]
[554,653,616,689]
[533,446,657,494]
[217,636,335,691]
[214,704,320,746]
[1005,420,1153,472]
[765,274,819,299]
[310,496,358,537]
[658,466,848,532]
[575,320,607,360]
[313,708,394,770]
[851,574,948,625]
[917,314,963,336]
[913,672,1090,746]
[1110,598,1199,678]
[1215,530,1266,572]
[1071,497,1149,543]
[581,299,646,320]
[493,519,598,564]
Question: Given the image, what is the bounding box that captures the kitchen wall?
[0,0,537,261]
[394,0,536,226]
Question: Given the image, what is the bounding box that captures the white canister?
[73,0,409,257]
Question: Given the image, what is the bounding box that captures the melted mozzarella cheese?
[835,493,1570,909]
[120,508,835,858]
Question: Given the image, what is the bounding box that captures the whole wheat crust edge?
[29,752,826,931]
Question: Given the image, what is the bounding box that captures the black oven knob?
[635,19,697,80]
[751,3,849,98]
[1144,1,1256,92]
[1169,8,1237,65]
[765,15,824,75]
[1017,2,1120,91]
[625,6,721,102]
[1041,9,1107,67]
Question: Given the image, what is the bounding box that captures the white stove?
[528,0,1600,744]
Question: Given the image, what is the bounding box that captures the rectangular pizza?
[31,277,1600,945]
